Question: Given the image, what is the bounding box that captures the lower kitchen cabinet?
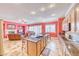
[27,38,46,56]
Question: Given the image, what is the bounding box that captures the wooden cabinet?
[70,9,76,32]
[27,41,37,56]
[75,6,79,32]
[40,39,44,52]
[27,38,46,56]
[37,41,41,55]
[0,20,3,56]
[43,39,46,47]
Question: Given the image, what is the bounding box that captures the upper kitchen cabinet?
[67,14,71,24]
[62,16,70,32]
[75,5,79,32]
[70,8,76,32]
[67,15,71,31]
[63,5,77,32]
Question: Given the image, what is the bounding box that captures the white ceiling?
[0,3,72,24]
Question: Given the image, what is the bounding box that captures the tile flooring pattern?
[41,37,65,56]
[2,37,70,56]
[3,38,22,56]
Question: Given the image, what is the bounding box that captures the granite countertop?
[65,32,79,45]
[59,35,79,55]
[69,40,79,50]
[60,34,79,53]
[20,34,44,42]
[27,36,43,42]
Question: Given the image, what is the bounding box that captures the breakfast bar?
[27,36,47,56]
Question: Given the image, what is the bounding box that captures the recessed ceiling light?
[14,3,22,5]
[49,4,55,8]
[31,11,36,15]
[51,14,56,16]
[76,7,79,11]
[40,7,45,11]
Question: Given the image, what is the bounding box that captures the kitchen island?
[27,36,47,56]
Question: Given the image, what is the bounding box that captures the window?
[45,24,56,32]
[8,24,16,29]
[28,25,42,34]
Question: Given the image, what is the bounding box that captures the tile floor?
[2,37,70,56]
[41,37,64,56]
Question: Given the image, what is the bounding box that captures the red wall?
[3,18,64,38]
[3,21,27,38]
[57,17,64,35]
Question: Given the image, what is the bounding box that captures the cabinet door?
[40,39,42,52]
[71,9,76,32]
[27,41,36,56]
[44,39,46,47]
[41,39,44,51]
[37,41,41,55]
[76,7,79,31]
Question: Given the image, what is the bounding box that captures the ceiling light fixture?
[51,14,56,17]
[76,7,79,11]
[40,7,45,11]
[49,4,55,8]
[31,11,36,15]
